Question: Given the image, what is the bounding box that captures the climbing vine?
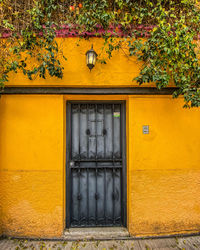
[128,2,200,107]
[0,0,66,88]
[1,0,200,107]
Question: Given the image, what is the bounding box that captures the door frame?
[66,100,127,228]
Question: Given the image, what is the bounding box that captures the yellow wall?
[0,37,200,237]
[128,96,200,236]
[4,37,199,88]
[6,38,152,88]
[0,95,65,237]
[0,94,200,237]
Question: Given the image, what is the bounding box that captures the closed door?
[66,102,126,227]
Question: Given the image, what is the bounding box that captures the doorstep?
[63,227,130,240]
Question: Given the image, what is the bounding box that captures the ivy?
[128,2,200,107]
[0,0,200,107]
[0,0,66,89]
[76,0,200,107]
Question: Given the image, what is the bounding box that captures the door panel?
[67,102,125,227]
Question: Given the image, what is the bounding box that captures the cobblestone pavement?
[0,236,200,250]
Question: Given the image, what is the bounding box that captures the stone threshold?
[63,227,130,240]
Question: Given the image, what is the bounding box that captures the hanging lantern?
[86,45,97,71]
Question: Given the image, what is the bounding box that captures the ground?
[0,235,200,250]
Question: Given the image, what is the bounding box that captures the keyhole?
[86,129,90,135]
[103,129,107,135]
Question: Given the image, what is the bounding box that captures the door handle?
[69,161,75,168]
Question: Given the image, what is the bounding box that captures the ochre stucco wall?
[6,38,154,88]
[128,96,200,236]
[0,94,200,237]
[0,95,65,237]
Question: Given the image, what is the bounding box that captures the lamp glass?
[86,46,97,70]
[88,51,94,65]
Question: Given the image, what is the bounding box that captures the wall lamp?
[86,45,97,71]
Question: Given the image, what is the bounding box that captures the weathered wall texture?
[0,95,65,237]
[6,38,152,88]
[0,94,200,237]
[128,96,200,236]
[0,37,200,237]
[5,38,200,88]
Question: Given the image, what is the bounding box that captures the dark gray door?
[66,102,126,227]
